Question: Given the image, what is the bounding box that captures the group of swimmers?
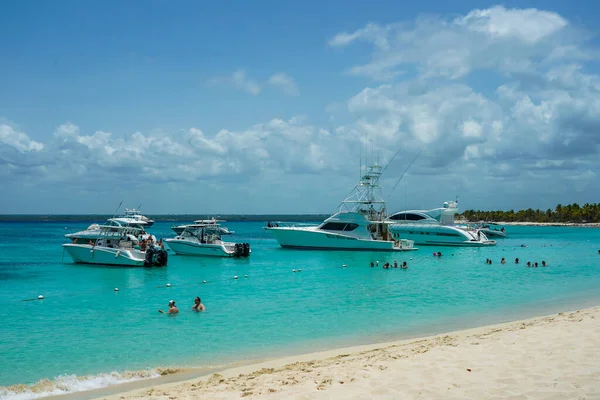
[370,260,408,269]
[158,297,205,314]
[486,257,548,267]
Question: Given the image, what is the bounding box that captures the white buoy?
[298,269,302,272]
[342,264,347,268]
[292,269,296,272]
[409,258,413,260]
[166,283,171,287]
[114,288,119,292]
[234,276,238,279]
[202,280,207,284]
[244,275,248,278]
[38,295,43,300]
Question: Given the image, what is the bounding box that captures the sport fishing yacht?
[388,201,496,246]
[166,222,249,257]
[265,164,416,252]
[63,225,168,267]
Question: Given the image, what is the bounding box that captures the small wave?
[0,368,180,400]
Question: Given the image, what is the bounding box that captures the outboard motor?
[155,248,168,267]
[233,243,243,257]
[243,243,250,257]
[144,246,156,267]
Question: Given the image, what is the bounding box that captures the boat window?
[389,213,427,221]
[320,222,359,231]
[435,232,461,237]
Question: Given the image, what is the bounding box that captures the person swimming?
[501,257,506,264]
[393,260,398,268]
[515,258,519,264]
[192,297,206,312]
[542,261,547,267]
[402,261,407,269]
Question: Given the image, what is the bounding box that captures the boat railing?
[265,221,318,229]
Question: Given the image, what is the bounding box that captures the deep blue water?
[0,221,599,397]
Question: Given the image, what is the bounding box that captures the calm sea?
[0,221,599,399]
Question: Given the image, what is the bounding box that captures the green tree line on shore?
[460,203,600,223]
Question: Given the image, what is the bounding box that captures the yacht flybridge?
[265,164,417,252]
[171,218,234,236]
[388,201,497,246]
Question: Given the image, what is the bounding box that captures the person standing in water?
[192,297,206,312]
[159,300,179,314]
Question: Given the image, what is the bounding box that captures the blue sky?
[1,0,600,214]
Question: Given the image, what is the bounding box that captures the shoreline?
[47,304,600,400]
[497,221,600,228]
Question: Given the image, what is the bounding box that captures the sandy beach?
[498,222,600,228]
[94,306,600,400]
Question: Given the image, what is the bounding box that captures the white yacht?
[63,225,168,267]
[165,223,249,257]
[388,201,496,246]
[265,164,417,252]
[171,218,234,236]
[65,218,156,242]
[120,208,155,227]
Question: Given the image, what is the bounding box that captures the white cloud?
[210,70,301,96]
[268,73,299,96]
[0,124,44,152]
[328,6,585,81]
[454,6,567,44]
[209,69,262,95]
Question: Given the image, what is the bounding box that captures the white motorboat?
[388,201,496,246]
[171,218,234,236]
[165,223,249,257]
[63,225,168,267]
[473,223,507,238]
[120,208,155,227]
[65,218,156,242]
[265,164,417,252]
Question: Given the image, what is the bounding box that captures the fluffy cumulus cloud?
[328,6,587,81]
[1,117,362,200]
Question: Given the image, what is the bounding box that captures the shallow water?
[0,221,599,397]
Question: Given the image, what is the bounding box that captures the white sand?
[98,307,600,400]
[496,221,600,228]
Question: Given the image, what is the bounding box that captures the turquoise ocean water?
[1,220,599,398]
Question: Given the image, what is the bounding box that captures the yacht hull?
[389,225,496,246]
[480,228,507,238]
[62,244,146,266]
[165,239,240,257]
[266,227,416,251]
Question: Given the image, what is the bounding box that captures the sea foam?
[0,368,174,400]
